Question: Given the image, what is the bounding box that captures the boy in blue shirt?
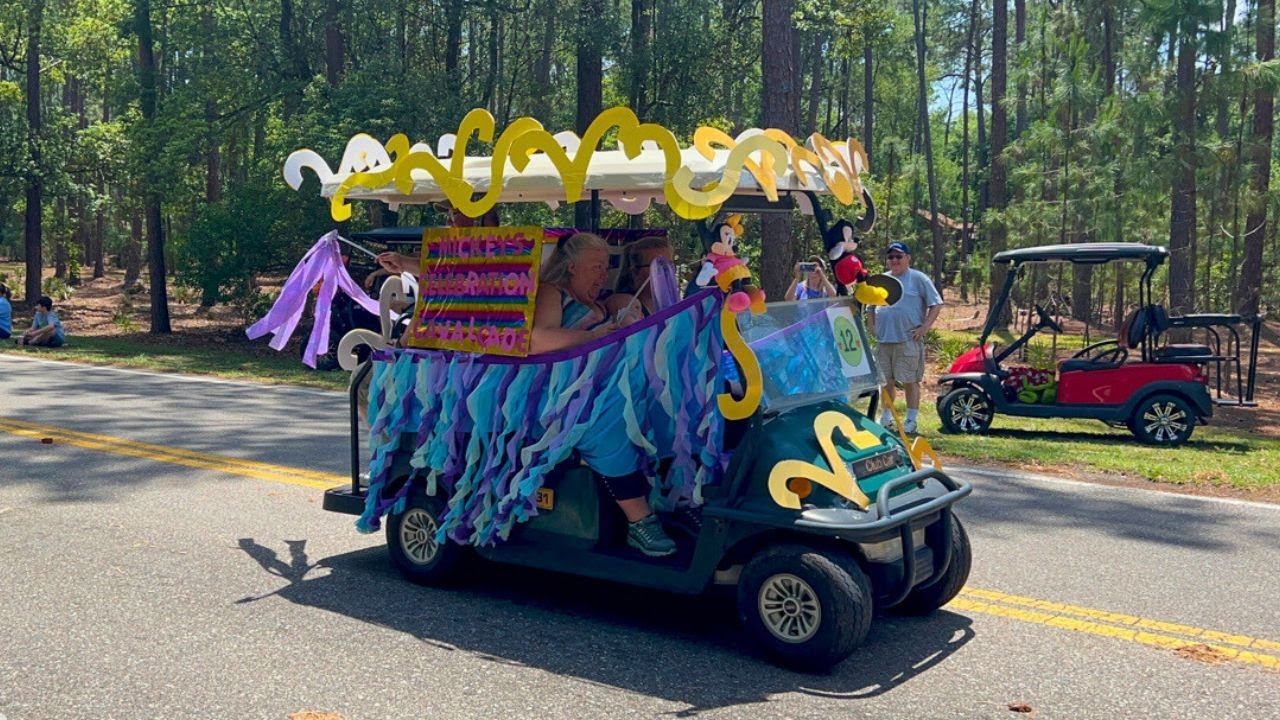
[18,295,65,348]
[0,284,12,340]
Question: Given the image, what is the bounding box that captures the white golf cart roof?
[284,106,870,221]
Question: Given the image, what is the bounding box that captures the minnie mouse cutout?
[695,214,766,313]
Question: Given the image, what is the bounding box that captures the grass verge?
[902,402,1280,493]
[0,335,349,392]
[2,324,1275,496]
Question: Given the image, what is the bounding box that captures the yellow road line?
[955,588,1280,670]
[5,417,1277,670]
[0,418,345,490]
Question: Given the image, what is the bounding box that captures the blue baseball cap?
[886,242,910,255]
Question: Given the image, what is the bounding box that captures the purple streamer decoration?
[245,231,382,368]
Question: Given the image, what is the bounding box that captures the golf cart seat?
[1058,357,1122,373]
[1146,305,1214,363]
[1059,307,1146,373]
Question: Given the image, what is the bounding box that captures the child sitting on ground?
[17,295,66,348]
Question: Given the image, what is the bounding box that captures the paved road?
[2,354,1278,720]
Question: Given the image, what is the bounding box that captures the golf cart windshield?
[739,297,882,414]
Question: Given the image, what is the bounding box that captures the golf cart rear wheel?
[386,487,464,585]
[891,516,972,615]
[737,544,873,671]
[1129,393,1195,447]
[938,387,994,434]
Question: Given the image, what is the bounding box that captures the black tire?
[737,544,873,671]
[1129,393,1195,446]
[891,516,972,616]
[938,387,994,434]
[385,487,464,584]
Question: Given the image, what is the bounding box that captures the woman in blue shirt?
[785,256,838,300]
[0,284,12,340]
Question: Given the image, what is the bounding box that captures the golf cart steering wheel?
[1034,304,1064,334]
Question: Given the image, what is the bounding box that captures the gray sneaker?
[627,515,677,557]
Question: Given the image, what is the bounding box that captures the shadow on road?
[235,538,974,714]
[978,426,1254,453]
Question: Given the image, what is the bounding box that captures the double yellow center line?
[0,417,345,490]
[952,588,1280,670]
[3,416,1278,670]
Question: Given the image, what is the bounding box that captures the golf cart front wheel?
[938,387,994,434]
[737,545,873,671]
[385,487,464,585]
[891,515,972,615]
[1129,393,1195,446]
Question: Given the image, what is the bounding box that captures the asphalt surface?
[1,353,1278,720]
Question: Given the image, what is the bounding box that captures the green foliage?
[41,276,74,302]
[1,0,1277,324]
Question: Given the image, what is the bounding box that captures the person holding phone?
[785,256,838,300]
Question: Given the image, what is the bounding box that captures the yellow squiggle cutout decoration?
[879,387,943,470]
[323,106,872,222]
[807,133,860,206]
[717,307,763,420]
[508,106,683,205]
[768,411,879,510]
[692,127,778,193]
[669,135,789,220]
[330,134,414,221]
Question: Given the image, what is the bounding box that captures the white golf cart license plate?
[848,449,899,479]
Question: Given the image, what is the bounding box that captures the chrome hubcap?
[399,508,440,565]
[951,393,991,432]
[759,573,822,644]
[1143,402,1188,443]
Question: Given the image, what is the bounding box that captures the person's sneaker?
[878,412,894,428]
[903,417,918,434]
[627,514,677,557]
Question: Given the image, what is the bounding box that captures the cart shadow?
[979,426,1254,452]
[235,538,975,713]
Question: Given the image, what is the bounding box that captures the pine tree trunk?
[1236,0,1272,316]
[136,0,170,333]
[863,26,873,166]
[1168,28,1198,316]
[24,0,44,307]
[1014,0,1026,137]
[629,0,651,113]
[914,0,945,288]
[574,0,605,229]
[961,0,978,260]
[325,0,345,86]
[988,0,1010,326]
[760,0,800,301]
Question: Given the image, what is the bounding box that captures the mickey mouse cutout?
[824,188,900,306]
[695,214,766,313]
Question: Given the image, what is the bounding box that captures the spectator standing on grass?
[0,284,12,341]
[17,295,66,348]
[867,242,943,435]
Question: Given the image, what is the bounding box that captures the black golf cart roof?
[993,243,1168,266]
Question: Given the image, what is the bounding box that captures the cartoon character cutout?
[695,214,765,313]
[824,219,868,287]
[825,189,893,306]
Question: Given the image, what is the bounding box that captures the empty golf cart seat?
[1058,358,1123,373]
[1152,344,1214,360]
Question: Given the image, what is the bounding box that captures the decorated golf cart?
[939,243,1262,445]
[270,107,972,670]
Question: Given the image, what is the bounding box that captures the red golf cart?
[937,243,1261,446]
